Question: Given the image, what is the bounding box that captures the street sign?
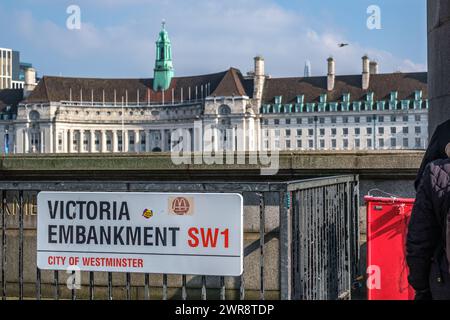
[37,192,243,276]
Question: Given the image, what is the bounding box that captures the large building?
[0,23,428,154]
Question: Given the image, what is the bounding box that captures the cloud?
[0,0,426,78]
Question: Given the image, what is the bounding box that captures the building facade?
[0,24,429,155]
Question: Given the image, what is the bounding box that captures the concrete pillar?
[427,0,450,135]
[23,129,29,153]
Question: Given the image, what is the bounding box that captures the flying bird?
[338,43,349,48]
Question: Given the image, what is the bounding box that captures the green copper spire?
[153,20,174,91]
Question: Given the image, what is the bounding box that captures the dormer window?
[343,93,350,102]
[319,94,327,103]
[275,96,282,104]
[366,92,374,101]
[415,90,423,100]
[296,95,304,104]
[390,91,398,101]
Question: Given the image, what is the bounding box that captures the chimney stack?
[253,56,265,105]
[327,57,335,91]
[362,55,370,90]
[369,61,379,75]
[24,67,37,98]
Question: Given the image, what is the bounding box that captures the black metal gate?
[0,176,359,300]
[290,176,360,300]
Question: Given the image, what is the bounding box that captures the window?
[320,140,325,149]
[320,129,325,136]
[308,140,314,149]
[343,139,349,149]
[403,115,409,122]
[296,118,302,124]
[297,140,302,148]
[275,140,280,148]
[378,116,384,123]
[415,138,421,148]
[319,117,325,124]
[286,140,291,148]
[378,127,384,134]
[355,128,360,135]
[403,138,409,148]
[331,128,337,135]
[275,130,280,137]
[403,127,409,134]
[219,105,232,115]
[285,129,291,137]
[331,117,337,124]
[391,127,396,134]
[274,119,280,125]
[332,139,337,149]
[391,138,396,148]
[367,116,373,123]
[263,119,269,125]
[308,117,314,124]
[343,117,348,124]
[415,126,421,134]
[367,139,372,148]
[297,129,302,136]
[355,139,360,148]
[286,119,291,125]
[367,127,372,135]
[308,129,314,136]
[390,115,396,122]
[379,139,384,148]
[415,115,421,122]
[355,116,360,123]
[343,128,349,135]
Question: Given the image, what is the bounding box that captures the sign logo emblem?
[142,208,154,219]
[169,197,194,215]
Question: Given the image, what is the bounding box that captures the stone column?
[68,129,73,153]
[40,130,44,153]
[160,129,165,151]
[23,129,29,153]
[112,130,118,153]
[101,130,107,153]
[145,130,151,152]
[134,130,140,153]
[428,0,450,135]
[89,130,95,153]
[124,130,129,153]
[79,129,84,153]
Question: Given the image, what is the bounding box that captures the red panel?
[365,196,415,300]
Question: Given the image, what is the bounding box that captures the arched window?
[218,105,231,115]
[29,110,40,121]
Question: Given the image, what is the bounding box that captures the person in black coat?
[415,120,450,190]
[407,159,450,300]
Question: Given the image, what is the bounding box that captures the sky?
[0,0,427,79]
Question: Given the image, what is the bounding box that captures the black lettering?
[59,225,73,243]
[169,227,180,246]
[48,201,58,219]
[48,225,57,243]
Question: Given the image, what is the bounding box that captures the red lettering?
[221,229,229,248]
[188,227,199,247]
[201,228,219,248]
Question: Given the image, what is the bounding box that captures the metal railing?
[0,176,359,300]
[289,176,360,300]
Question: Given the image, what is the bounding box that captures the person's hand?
[445,143,450,157]
[414,288,432,300]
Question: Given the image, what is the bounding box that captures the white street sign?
[37,192,243,276]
